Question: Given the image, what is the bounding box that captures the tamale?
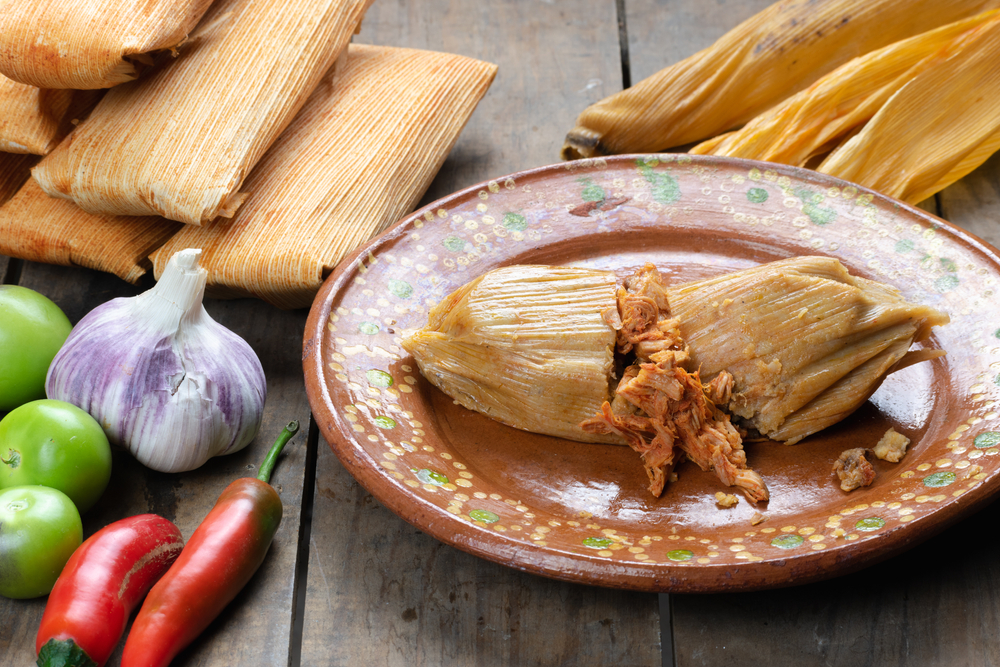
[404,266,622,445]
[0,0,214,89]
[817,13,1000,205]
[0,150,37,205]
[561,0,1000,159]
[0,76,80,155]
[690,11,999,167]
[665,257,949,444]
[0,179,182,283]
[404,259,948,499]
[150,44,498,309]
[32,0,374,225]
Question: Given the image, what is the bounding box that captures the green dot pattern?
[415,469,448,486]
[923,471,956,487]
[746,187,768,204]
[366,370,393,388]
[667,549,694,562]
[855,517,885,532]
[373,416,396,429]
[358,321,379,335]
[583,537,614,549]
[470,509,499,524]
[502,212,527,231]
[770,534,804,549]
[974,432,1000,449]
[388,279,413,299]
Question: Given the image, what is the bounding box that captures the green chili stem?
[257,421,299,484]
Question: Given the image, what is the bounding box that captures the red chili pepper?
[120,421,299,667]
[35,514,184,667]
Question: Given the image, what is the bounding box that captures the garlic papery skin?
[45,248,266,473]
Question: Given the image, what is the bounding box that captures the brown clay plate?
[303,155,1000,593]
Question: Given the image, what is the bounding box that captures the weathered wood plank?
[0,260,313,667]
[301,1,663,665]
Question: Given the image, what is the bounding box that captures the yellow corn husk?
[0,0,214,89]
[817,13,1000,204]
[149,44,497,309]
[0,76,85,155]
[690,11,999,167]
[32,0,373,225]
[0,179,181,283]
[402,266,622,445]
[0,150,37,205]
[561,0,1000,159]
[665,257,949,444]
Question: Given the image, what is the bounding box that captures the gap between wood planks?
[287,416,320,667]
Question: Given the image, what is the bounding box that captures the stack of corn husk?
[0,0,498,299]
[562,0,1000,205]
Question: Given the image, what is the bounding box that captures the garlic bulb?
[45,249,266,473]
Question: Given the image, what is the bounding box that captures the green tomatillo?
[0,399,112,513]
[0,485,83,599]
[0,285,72,412]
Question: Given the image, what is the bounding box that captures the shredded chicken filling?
[581,264,769,503]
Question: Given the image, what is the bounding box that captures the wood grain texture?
[0,262,313,667]
[301,1,663,665]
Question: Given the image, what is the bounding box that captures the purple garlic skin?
[45,249,266,473]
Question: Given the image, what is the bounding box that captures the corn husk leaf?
[690,11,999,167]
[0,150,37,205]
[150,44,497,309]
[32,0,374,225]
[0,0,214,89]
[0,76,101,155]
[817,13,1000,204]
[562,0,1000,159]
[403,266,622,445]
[0,179,181,283]
[665,256,949,444]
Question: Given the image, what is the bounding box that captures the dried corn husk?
[562,0,1000,159]
[32,0,374,225]
[0,179,181,283]
[403,266,622,445]
[150,44,497,309]
[0,76,97,155]
[817,13,1000,204]
[0,150,37,205]
[690,11,999,167]
[0,0,214,89]
[665,257,949,444]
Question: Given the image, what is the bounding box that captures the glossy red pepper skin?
[35,514,184,667]
[119,479,282,667]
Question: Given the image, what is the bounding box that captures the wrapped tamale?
[561,0,1000,159]
[0,76,88,155]
[150,44,498,309]
[0,180,182,283]
[0,0,214,89]
[817,13,1000,205]
[0,150,37,205]
[690,11,999,167]
[403,259,948,499]
[32,0,375,225]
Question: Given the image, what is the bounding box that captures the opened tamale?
[150,44,498,309]
[817,13,1000,205]
[32,0,374,225]
[690,11,999,167]
[0,179,181,283]
[0,0,214,89]
[561,0,1000,159]
[403,259,948,498]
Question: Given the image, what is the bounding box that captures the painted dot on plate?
[584,537,615,549]
[855,517,885,532]
[974,432,1000,449]
[470,509,499,523]
[414,469,448,486]
[667,550,695,562]
[924,471,956,487]
[366,370,393,388]
[373,416,396,429]
[770,535,804,549]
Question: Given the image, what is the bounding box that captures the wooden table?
[3,1,1000,665]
